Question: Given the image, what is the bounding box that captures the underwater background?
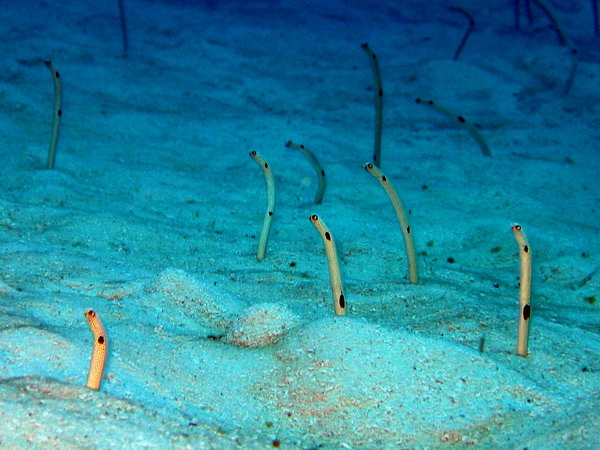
[0,0,598,447]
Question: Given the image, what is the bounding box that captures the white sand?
[0,0,598,447]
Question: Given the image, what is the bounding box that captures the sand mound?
[225,303,300,347]
[255,318,553,447]
[0,376,273,448]
[145,268,244,333]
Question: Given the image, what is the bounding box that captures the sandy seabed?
[0,0,598,448]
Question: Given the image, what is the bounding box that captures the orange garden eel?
[250,151,275,261]
[364,163,419,284]
[84,309,108,390]
[310,214,346,315]
[511,224,532,357]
